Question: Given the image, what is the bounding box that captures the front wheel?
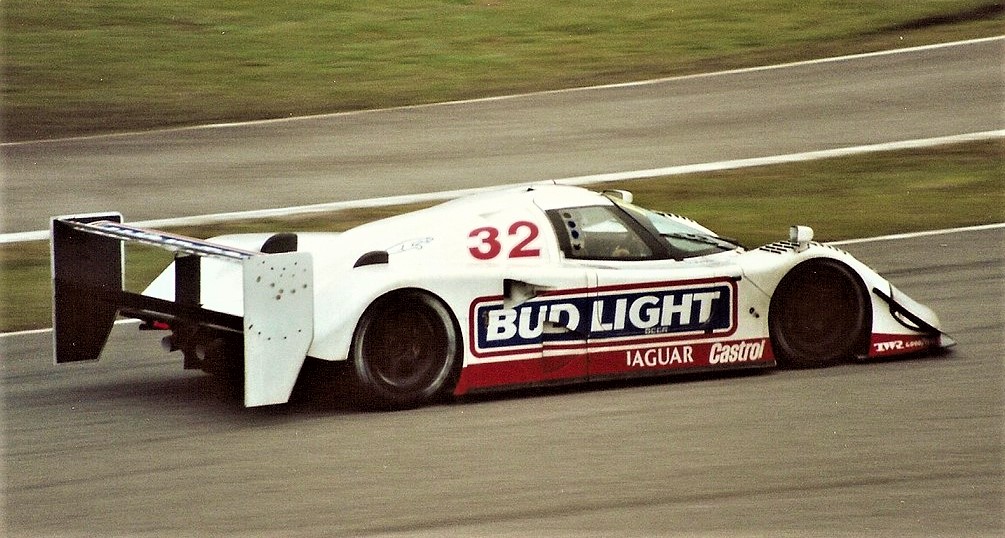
[349,290,460,410]
[769,259,871,368]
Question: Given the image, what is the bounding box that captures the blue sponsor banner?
[474,282,734,352]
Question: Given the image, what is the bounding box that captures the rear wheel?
[349,290,460,409]
[769,259,871,368]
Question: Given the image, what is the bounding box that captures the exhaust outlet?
[161,335,178,352]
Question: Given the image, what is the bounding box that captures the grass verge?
[2,140,1001,333]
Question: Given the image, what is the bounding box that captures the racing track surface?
[2,227,1003,536]
[2,38,1003,234]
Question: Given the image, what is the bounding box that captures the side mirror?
[789,225,814,251]
[602,189,634,204]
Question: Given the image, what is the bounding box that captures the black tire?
[349,290,460,409]
[769,258,871,368]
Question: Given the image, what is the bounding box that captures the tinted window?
[548,206,656,260]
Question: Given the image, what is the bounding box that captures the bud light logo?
[471,280,736,356]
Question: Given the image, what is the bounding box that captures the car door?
[464,206,593,389]
[543,201,742,378]
[586,261,742,377]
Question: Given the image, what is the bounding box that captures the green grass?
[2,140,1001,333]
[596,140,1005,245]
[3,1,1002,140]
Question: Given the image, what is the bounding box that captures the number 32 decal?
[468,221,541,260]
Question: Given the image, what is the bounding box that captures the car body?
[51,184,954,409]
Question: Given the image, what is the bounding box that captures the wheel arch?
[346,286,465,409]
[307,270,471,361]
[356,286,464,347]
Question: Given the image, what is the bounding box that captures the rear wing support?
[51,214,314,407]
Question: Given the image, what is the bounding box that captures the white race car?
[51,185,954,409]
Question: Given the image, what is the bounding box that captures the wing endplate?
[50,214,314,407]
[242,253,314,407]
[51,214,124,364]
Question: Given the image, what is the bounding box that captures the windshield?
[614,201,740,258]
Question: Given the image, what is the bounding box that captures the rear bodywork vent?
[261,233,298,254]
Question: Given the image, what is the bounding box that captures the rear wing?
[51,213,313,407]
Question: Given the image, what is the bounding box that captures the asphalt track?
[2,38,1004,536]
[2,227,1002,537]
[2,38,1003,234]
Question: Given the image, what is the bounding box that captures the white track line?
[2,36,1001,148]
[2,222,1002,339]
[830,223,1005,245]
[3,129,1003,244]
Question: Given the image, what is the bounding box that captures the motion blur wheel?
[349,290,460,409]
[769,258,871,368]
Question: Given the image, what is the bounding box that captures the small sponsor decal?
[385,237,433,254]
[591,338,772,375]
[708,339,766,364]
[624,345,694,367]
[870,334,938,357]
[455,337,773,394]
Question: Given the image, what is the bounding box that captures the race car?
[51,184,954,409]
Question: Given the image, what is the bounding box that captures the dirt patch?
[884,2,1004,31]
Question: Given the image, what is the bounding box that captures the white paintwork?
[141,184,947,365]
[53,184,950,405]
[241,252,314,407]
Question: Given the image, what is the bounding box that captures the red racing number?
[468,221,541,260]
[468,226,502,260]
[508,221,541,258]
